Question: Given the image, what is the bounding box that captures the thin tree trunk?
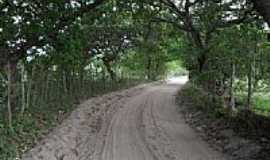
[63,70,68,95]
[247,63,253,110]
[26,65,35,110]
[79,65,85,97]
[146,57,151,80]
[20,63,26,115]
[246,39,258,110]
[7,61,15,130]
[103,61,116,81]
[102,67,106,92]
[39,67,46,105]
[44,72,50,103]
[229,63,236,111]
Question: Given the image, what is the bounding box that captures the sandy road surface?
[22,79,227,160]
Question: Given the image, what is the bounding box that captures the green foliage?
[234,92,270,116]
[166,60,188,77]
[178,83,229,119]
[253,96,270,114]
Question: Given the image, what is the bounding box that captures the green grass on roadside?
[233,91,270,116]
[178,83,270,118]
[253,96,270,116]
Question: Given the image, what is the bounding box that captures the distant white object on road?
[167,76,189,84]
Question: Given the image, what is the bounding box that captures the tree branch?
[151,17,191,32]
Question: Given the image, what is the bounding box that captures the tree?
[151,0,255,83]
[0,0,105,128]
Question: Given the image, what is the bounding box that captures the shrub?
[177,83,209,111]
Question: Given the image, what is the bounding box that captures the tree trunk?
[103,60,116,81]
[247,63,253,110]
[44,72,50,103]
[146,57,152,80]
[229,63,236,111]
[63,70,68,95]
[20,63,26,115]
[26,65,35,110]
[6,60,17,129]
[198,53,207,73]
[246,37,258,110]
[79,65,85,96]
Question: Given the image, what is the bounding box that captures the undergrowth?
[177,83,270,139]
[177,83,226,118]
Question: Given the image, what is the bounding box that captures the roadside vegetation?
[1,0,270,159]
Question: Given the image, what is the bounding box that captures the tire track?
[22,82,227,160]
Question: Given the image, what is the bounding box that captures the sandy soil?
[22,80,227,160]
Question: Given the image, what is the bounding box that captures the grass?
[233,90,270,116]
[178,83,270,118]
[253,96,270,116]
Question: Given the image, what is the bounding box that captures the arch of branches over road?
[151,0,270,113]
[0,0,176,133]
[1,0,270,157]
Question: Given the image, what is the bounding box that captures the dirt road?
[22,79,226,160]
